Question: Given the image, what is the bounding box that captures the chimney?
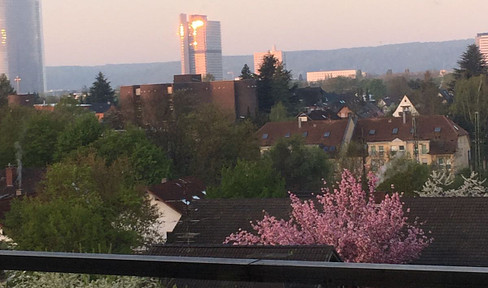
[6,165,15,187]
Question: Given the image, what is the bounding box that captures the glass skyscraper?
[0,0,45,94]
[179,13,223,81]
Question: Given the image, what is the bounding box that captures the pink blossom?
[224,169,432,263]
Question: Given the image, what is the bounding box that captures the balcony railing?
[1,250,488,287]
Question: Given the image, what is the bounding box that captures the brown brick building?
[119,75,257,124]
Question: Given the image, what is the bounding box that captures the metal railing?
[1,250,488,287]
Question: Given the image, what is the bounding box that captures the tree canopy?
[265,136,332,192]
[4,153,161,253]
[256,54,297,115]
[454,44,487,80]
[225,170,432,264]
[86,72,115,104]
[0,73,15,107]
[208,158,286,198]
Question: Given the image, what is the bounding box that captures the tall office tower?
[179,13,223,80]
[253,45,283,73]
[0,0,45,94]
[476,33,488,64]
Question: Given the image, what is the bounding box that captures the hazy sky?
[42,0,488,67]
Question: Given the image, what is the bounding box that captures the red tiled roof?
[354,115,468,154]
[257,119,349,149]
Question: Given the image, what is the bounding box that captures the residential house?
[166,197,488,267]
[392,95,419,117]
[146,177,206,241]
[256,117,355,154]
[354,115,470,172]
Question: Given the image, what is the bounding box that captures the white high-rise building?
[179,14,223,80]
[476,32,488,64]
[0,0,45,94]
[253,45,283,73]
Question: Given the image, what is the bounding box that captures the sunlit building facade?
[179,13,223,80]
[306,70,359,82]
[0,0,45,94]
[476,32,488,64]
[253,45,283,73]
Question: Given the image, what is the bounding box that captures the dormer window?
[323,131,330,137]
[434,127,441,133]
[392,128,398,134]
[262,133,269,139]
[285,132,290,138]
[302,131,308,137]
[369,129,376,135]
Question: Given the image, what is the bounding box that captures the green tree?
[239,64,255,80]
[54,113,103,161]
[0,106,34,167]
[454,44,487,80]
[208,158,286,198]
[256,54,296,115]
[410,72,445,115]
[3,153,160,253]
[362,78,386,101]
[266,136,332,192]
[269,101,289,122]
[92,128,172,185]
[376,156,431,196]
[86,72,115,104]
[21,112,66,167]
[0,73,15,107]
[177,105,260,185]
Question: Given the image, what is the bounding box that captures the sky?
[41,0,488,67]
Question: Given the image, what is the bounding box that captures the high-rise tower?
[179,13,223,80]
[476,32,488,64]
[0,0,45,94]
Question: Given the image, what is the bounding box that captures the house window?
[323,146,329,152]
[438,158,444,165]
[421,144,428,154]
[370,146,376,156]
[262,133,268,139]
[399,145,405,151]
[323,131,330,137]
[379,146,384,157]
[392,128,398,134]
[330,146,336,152]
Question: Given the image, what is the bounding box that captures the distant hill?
[45,39,473,91]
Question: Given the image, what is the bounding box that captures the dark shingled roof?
[167,197,488,267]
[147,176,206,214]
[404,197,488,267]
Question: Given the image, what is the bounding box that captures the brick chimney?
[6,165,15,187]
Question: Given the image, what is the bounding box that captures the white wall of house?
[147,193,183,242]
